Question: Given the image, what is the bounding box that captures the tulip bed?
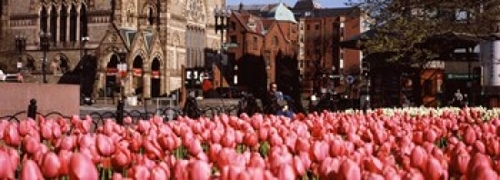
[1,107,500,179]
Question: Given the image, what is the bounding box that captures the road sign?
[222,43,238,49]
[329,75,342,79]
[346,75,355,84]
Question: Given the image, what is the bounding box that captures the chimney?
[239,2,244,12]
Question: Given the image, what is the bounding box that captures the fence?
[0,95,341,130]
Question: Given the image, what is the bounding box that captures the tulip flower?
[68,153,99,180]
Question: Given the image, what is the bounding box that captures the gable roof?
[267,3,297,23]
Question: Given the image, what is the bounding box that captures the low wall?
[0,83,79,118]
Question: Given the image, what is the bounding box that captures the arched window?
[80,5,88,37]
[50,5,57,43]
[60,4,67,42]
[40,6,48,33]
[273,36,279,46]
[148,6,154,25]
[69,5,77,42]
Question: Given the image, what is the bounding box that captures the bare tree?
[347,0,500,64]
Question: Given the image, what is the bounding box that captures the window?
[50,5,57,43]
[231,21,236,30]
[40,4,87,44]
[60,4,67,42]
[230,35,237,43]
[69,5,77,42]
[273,36,279,46]
[306,24,310,30]
[148,7,155,25]
[80,5,88,37]
[253,36,258,50]
[40,7,48,33]
[315,24,320,30]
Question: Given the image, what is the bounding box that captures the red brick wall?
[0,83,80,118]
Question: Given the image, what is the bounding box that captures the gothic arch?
[130,49,147,65]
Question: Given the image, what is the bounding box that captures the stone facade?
[1,0,223,98]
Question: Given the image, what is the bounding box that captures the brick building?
[226,3,299,97]
[228,0,364,97]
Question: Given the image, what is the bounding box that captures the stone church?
[2,0,224,99]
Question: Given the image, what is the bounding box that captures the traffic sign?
[222,43,238,49]
[329,75,342,79]
[346,75,355,84]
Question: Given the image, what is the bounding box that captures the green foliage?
[173,145,188,159]
[258,141,270,158]
[346,0,500,64]
[435,137,448,149]
[236,143,247,154]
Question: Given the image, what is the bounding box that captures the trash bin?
[127,96,138,106]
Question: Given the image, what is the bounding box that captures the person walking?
[452,89,464,107]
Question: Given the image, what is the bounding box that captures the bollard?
[27,99,37,120]
[116,99,124,125]
[183,96,200,119]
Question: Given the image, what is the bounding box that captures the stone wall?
[0,83,79,119]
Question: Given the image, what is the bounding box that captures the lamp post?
[39,31,51,83]
[15,34,27,73]
[80,36,90,99]
[116,52,127,125]
[214,6,231,89]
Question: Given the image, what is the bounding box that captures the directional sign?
[329,75,342,79]
[346,75,355,84]
[222,43,238,49]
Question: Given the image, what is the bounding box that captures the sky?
[226,0,349,8]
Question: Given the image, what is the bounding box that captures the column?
[56,10,60,43]
[144,71,151,98]
[76,12,80,43]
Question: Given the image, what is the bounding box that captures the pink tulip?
[189,160,211,180]
[68,153,98,180]
[18,120,32,137]
[131,165,151,180]
[22,135,39,154]
[96,134,115,157]
[0,150,13,179]
[58,135,76,151]
[463,126,477,145]
[20,160,43,180]
[4,124,20,147]
[337,159,361,180]
[188,139,203,156]
[410,146,428,170]
[278,164,296,180]
[311,141,328,162]
[173,160,189,180]
[41,152,61,178]
[58,150,72,175]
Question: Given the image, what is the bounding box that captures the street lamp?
[15,34,27,73]
[39,31,51,83]
[80,36,90,97]
[214,6,231,89]
[116,51,127,125]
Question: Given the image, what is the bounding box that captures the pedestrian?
[17,73,23,83]
[452,89,463,107]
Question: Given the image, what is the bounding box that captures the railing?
[0,95,342,130]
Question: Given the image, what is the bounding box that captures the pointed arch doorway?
[132,56,144,97]
[151,58,161,97]
[106,54,119,98]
